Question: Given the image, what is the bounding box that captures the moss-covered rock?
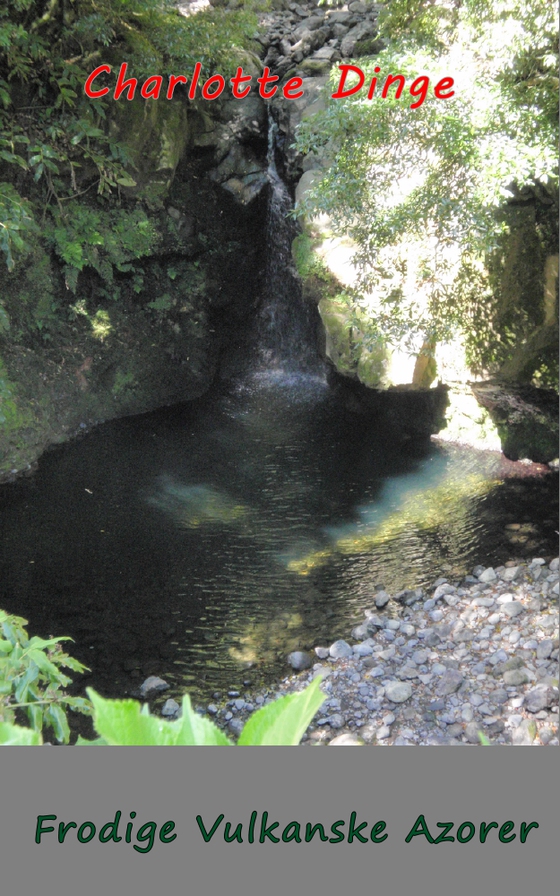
[0,88,269,480]
[471,381,559,464]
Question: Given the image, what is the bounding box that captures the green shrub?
[0,609,91,743]
[0,676,326,746]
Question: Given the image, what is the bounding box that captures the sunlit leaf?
[238,676,326,746]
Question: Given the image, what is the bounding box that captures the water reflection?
[0,372,556,706]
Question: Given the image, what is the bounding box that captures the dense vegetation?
[0,0,263,324]
[296,0,558,386]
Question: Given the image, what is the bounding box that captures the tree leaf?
[176,694,232,745]
[87,688,231,745]
[45,703,71,743]
[0,722,42,745]
[238,677,326,746]
[27,648,70,685]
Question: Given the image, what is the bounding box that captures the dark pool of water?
[0,369,557,708]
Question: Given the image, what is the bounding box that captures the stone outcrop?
[1,47,271,481]
[327,365,450,448]
[470,382,559,464]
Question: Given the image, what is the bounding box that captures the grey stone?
[368,666,385,678]
[348,1,366,12]
[494,656,524,676]
[287,650,313,671]
[491,689,509,705]
[228,718,244,736]
[353,642,374,656]
[431,663,447,675]
[340,20,377,56]
[332,23,349,39]
[328,713,344,729]
[522,639,539,650]
[465,721,483,744]
[511,719,537,745]
[326,11,354,26]
[376,725,391,740]
[365,614,385,631]
[329,639,353,659]
[385,681,413,703]
[329,732,363,745]
[502,601,524,618]
[374,590,391,608]
[539,727,555,744]
[311,46,337,61]
[537,639,554,659]
[314,646,330,659]
[433,583,456,602]
[479,567,497,583]
[525,684,557,713]
[436,670,465,696]
[503,668,531,686]
[472,597,496,607]
[397,665,419,680]
[138,676,169,698]
[161,699,181,718]
[446,723,464,737]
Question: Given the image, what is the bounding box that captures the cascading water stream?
[254,118,322,375]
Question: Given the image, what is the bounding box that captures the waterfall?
[255,118,322,374]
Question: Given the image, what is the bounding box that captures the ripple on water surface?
[0,373,556,705]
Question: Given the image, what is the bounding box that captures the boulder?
[471,381,559,463]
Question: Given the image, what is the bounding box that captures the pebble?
[138,676,169,698]
[161,698,181,718]
[329,639,353,659]
[200,558,558,746]
[287,650,313,671]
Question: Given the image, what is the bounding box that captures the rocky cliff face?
[1,1,556,477]
[0,50,272,481]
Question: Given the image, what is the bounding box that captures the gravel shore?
[198,557,559,745]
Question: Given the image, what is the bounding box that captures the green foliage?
[0,355,32,428]
[295,0,558,382]
[48,205,159,293]
[0,677,326,745]
[292,231,332,282]
[237,678,326,745]
[81,677,325,745]
[0,720,42,745]
[0,0,265,277]
[0,182,38,270]
[0,609,92,743]
[81,689,232,745]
